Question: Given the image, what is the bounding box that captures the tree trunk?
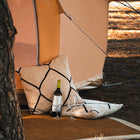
[0,0,25,139]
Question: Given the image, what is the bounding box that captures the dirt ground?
[79,1,140,126]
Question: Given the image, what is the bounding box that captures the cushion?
[61,99,123,119]
[16,55,83,114]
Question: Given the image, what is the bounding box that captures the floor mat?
[22,110,140,140]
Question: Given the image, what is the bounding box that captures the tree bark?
[0,0,25,139]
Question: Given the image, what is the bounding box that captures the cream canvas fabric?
[8,0,109,90]
[16,55,83,114]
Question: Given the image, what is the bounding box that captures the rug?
[22,110,140,140]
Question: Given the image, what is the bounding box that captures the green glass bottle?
[52,80,62,117]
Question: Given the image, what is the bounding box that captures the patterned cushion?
[16,55,83,114]
[61,99,123,119]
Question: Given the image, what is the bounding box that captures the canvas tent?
[6,0,123,129]
[7,0,109,90]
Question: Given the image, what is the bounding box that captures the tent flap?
[59,0,109,87]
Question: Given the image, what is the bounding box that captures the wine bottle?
[52,80,62,117]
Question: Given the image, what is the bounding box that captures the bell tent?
[7,0,109,91]
[6,0,123,127]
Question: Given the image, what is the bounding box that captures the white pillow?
[16,55,83,114]
[61,99,123,119]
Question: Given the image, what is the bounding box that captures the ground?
[79,1,140,126]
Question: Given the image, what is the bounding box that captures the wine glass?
[53,104,62,120]
[67,95,78,120]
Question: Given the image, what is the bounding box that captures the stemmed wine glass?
[53,103,62,120]
[67,95,79,120]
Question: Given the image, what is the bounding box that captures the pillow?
[61,99,123,119]
[16,55,83,114]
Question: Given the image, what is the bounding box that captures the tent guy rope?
[64,12,140,88]
[118,0,140,16]
[113,4,140,23]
